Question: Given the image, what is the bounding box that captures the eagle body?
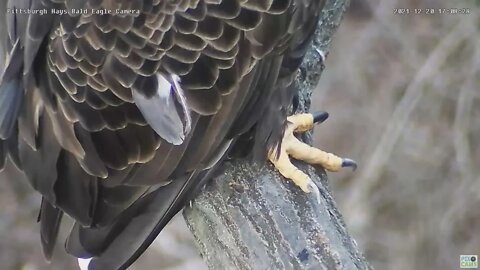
[0,0,324,268]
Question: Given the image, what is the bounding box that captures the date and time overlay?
[394,7,470,15]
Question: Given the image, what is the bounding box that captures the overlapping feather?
[0,0,325,269]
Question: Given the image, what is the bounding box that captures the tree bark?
[183,0,372,269]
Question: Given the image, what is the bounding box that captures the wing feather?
[1,0,326,269]
[0,41,24,139]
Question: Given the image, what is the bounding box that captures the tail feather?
[66,168,214,270]
[39,198,64,261]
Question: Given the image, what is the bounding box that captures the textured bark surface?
[183,0,372,269]
[184,163,372,270]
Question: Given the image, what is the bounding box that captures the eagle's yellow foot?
[268,112,357,194]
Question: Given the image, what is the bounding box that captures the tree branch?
[183,0,372,269]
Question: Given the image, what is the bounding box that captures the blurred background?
[1,0,479,269]
[312,0,480,269]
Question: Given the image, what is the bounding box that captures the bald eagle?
[0,0,355,269]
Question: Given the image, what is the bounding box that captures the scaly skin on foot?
[268,112,356,193]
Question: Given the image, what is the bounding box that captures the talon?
[307,178,321,204]
[305,178,315,193]
[268,112,356,194]
[312,111,329,124]
[306,179,321,204]
[341,158,357,171]
[315,48,326,63]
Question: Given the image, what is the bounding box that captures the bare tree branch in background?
[183,0,372,269]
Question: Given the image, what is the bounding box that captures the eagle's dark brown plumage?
[0,0,324,269]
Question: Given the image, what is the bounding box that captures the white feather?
[171,75,192,134]
[156,73,171,99]
[132,73,192,145]
[78,258,92,270]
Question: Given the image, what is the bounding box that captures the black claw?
[341,158,357,171]
[312,111,329,124]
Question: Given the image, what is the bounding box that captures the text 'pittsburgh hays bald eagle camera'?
[0,0,356,269]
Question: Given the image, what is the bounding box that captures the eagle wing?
[0,0,324,268]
